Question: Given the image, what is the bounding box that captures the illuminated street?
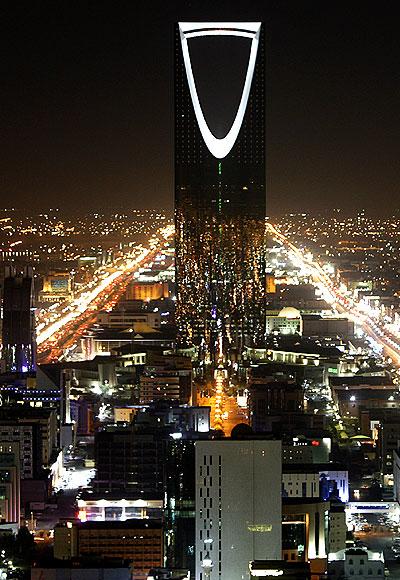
[198,391,248,435]
[268,222,400,366]
[36,225,173,363]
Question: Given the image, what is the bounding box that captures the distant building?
[94,417,165,495]
[282,470,320,499]
[138,353,193,405]
[301,314,354,341]
[282,437,332,465]
[375,412,400,474]
[125,281,170,302]
[272,283,330,312]
[248,371,304,432]
[81,326,175,359]
[76,496,163,522]
[195,439,282,580]
[39,271,72,303]
[131,401,210,434]
[54,519,163,577]
[165,438,197,575]
[96,308,161,330]
[2,266,36,372]
[246,336,343,379]
[331,375,399,423]
[266,307,301,335]
[282,464,348,504]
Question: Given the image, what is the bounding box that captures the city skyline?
[3,4,400,579]
[1,1,400,215]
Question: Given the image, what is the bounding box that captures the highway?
[36,225,173,363]
[267,222,400,365]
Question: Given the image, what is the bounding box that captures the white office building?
[195,439,282,580]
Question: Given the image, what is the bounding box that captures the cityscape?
[1,3,400,580]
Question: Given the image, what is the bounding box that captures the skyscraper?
[2,266,36,373]
[175,22,266,364]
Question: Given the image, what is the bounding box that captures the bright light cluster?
[179,22,261,158]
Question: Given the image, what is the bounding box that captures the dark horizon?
[1,0,400,215]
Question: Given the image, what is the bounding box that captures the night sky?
[1,1,400,215]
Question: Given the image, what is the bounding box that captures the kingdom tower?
[175,22,266,364]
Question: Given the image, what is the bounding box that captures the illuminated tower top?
[178,22,261,158]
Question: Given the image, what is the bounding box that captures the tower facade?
[2,266,36,373]
[175,22,266,363]
[195,440,282,580]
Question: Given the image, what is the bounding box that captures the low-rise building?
[301,314,354,341]
[97,308,161,330]
[328,547,384,579]
[266,307,301,335]
[54,519,163,578]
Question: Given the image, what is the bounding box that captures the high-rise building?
[195,439,281,580]
[2,266,36,372]
[175,22,266,363]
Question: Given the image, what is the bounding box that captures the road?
[36,225,173,363]
[267,222,400,365]
[198,392,248,435]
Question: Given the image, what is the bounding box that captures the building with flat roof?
[195,439,281,580]
[54,519,163,578]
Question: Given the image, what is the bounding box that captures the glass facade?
[175,23,266,364]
